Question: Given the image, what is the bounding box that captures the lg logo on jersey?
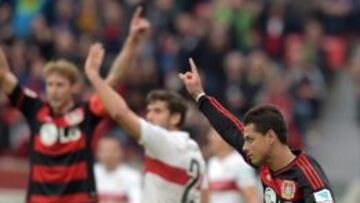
[40,123,81,146]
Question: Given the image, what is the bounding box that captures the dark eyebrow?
[245,134,255,140]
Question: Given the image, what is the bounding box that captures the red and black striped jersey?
[8,84,104,203]
[198,95,335,203]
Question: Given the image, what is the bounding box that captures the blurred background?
[0,0,359,202]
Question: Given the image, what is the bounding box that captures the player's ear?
[170,112,181,127]
[265,129,276,145]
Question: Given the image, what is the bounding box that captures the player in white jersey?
[84,39,208,202]
[139,117,207,203]
[207,129,262,203]
[95,136,142,203]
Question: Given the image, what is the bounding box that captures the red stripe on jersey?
[32,162,88,183]
[34,133,86,156]
[299,156,323,189]
[296,156,324,189]
[29,193,95,203]
[295,158,318,189]
[298,155,324,188]
[209,180,239,191]
[301,156,325,188]
[208,96,244,132]
[145,156,190,185]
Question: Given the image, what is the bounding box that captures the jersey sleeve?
[8,84,42,119]
[89,94,107,117]
[85,94,107,128]
[197,95,246,157]
[299,156,335,203]
[138,119,174,157]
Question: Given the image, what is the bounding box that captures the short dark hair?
[244,105,288,144]
[146,89,188,127]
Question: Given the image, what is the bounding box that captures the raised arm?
[0,46,18,95]
[0,46,43,119]
[179,59,245,154]
[85,43,142,140]
[105,6,150,87]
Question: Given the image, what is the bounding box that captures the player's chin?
[249,157,262,166]
[49,100,64,110]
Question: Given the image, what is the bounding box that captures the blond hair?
[43,60,80,84]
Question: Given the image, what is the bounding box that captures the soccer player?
[95,136,141,203]
[85,48,207,203]
[179,59,335,203]
[0,7,150,203]
[207,128,262,203]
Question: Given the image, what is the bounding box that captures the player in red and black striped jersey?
[179,59,335,203]
[8,79,103,203]
[0,45,106,202]
[0,7,150,203]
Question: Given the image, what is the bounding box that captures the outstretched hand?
[179,58,205,100]
[85,43,105,81]
[129,7,151,38]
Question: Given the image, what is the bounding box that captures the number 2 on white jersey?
[181,159,201,203]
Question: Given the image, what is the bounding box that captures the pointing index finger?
[132,6,143,21]
[189,58,198,74]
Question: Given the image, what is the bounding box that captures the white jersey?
[138,119,207,203]
[95,164,142,203]
[208,151,261,203]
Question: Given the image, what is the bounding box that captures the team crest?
[281,180,296,200]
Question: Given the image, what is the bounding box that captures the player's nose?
[243,143,250,154]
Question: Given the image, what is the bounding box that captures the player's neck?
[267,145,296,172]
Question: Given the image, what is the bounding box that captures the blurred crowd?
[0,0,359,160]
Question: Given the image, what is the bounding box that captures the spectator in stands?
[0,0,355,163]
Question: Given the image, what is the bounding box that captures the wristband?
[195,92,206,102]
